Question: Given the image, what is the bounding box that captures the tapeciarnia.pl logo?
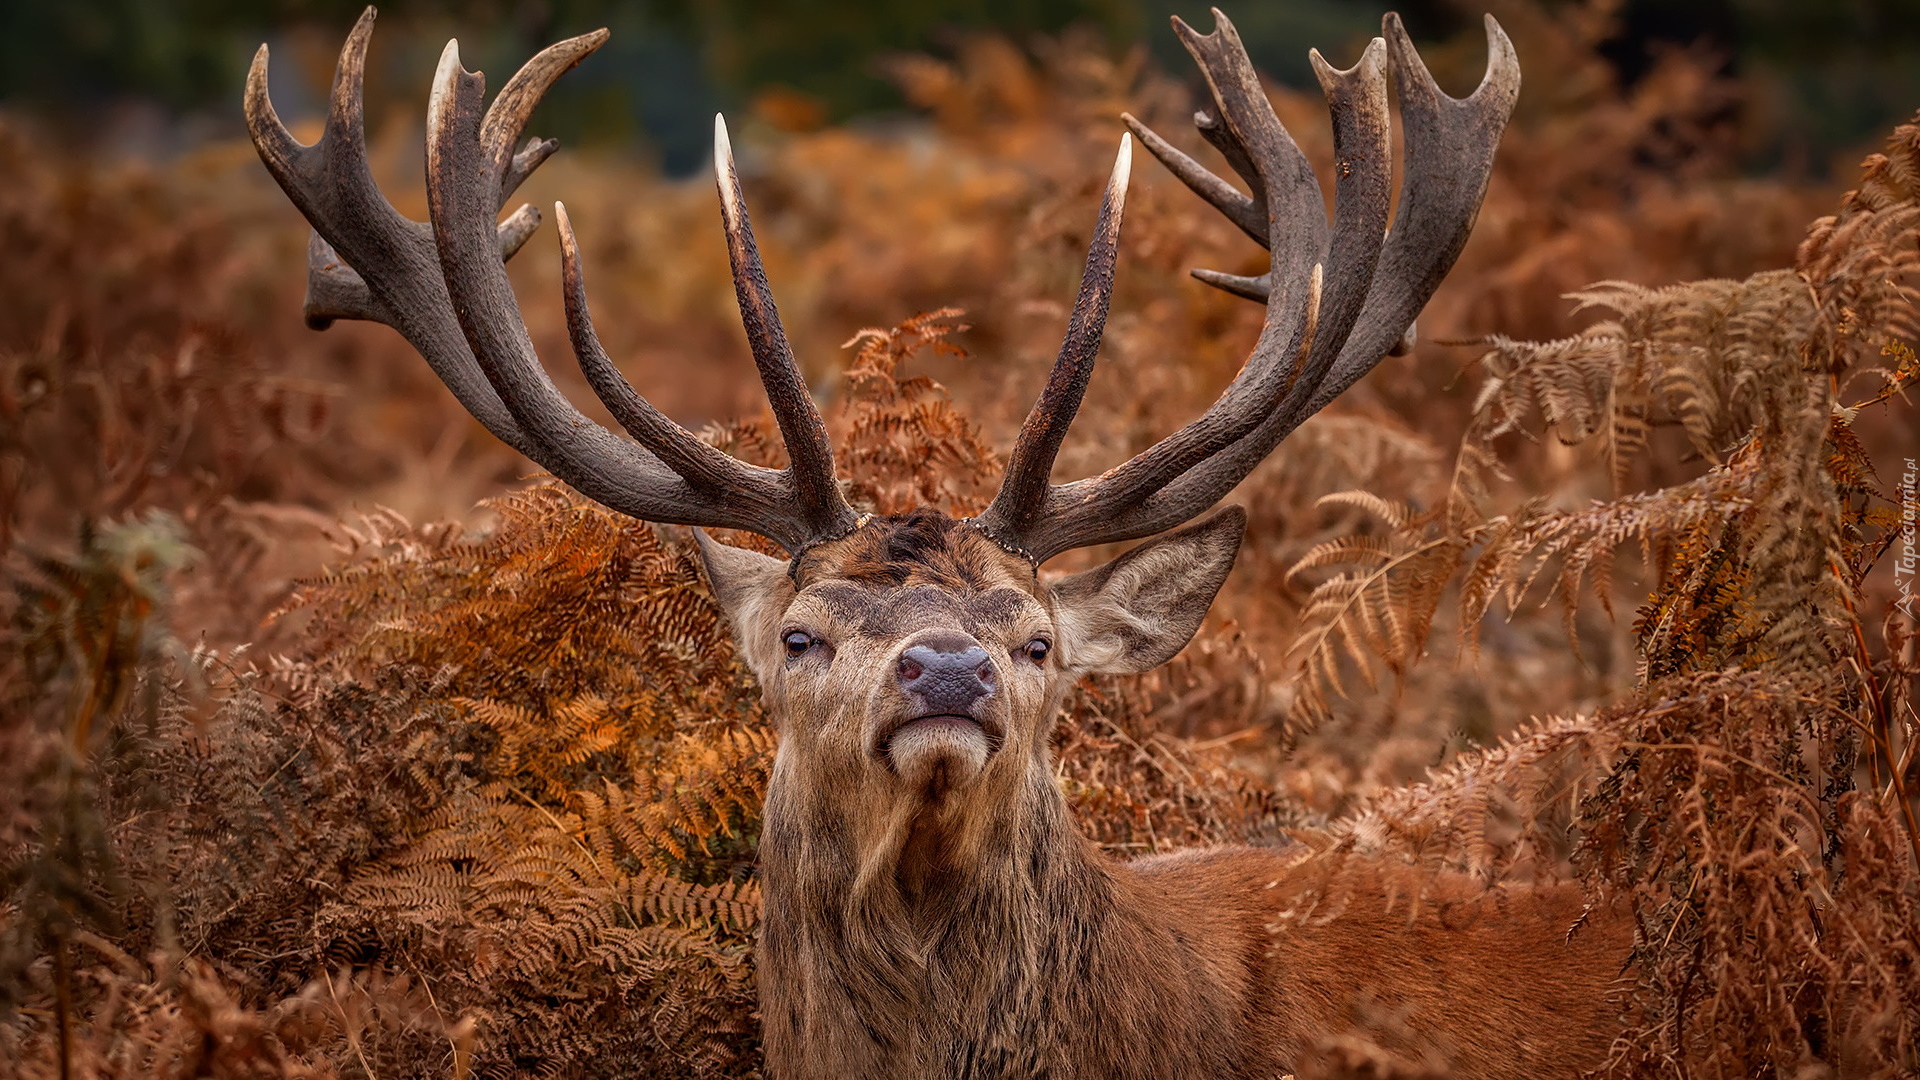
[1897,457,1917,618]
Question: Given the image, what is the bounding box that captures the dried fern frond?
[1287,105,1919,719]
[1317,711,1613,882]
[836,307,1000,517]
[1282,111,1920,1077]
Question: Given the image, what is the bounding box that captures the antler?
[244,7,856,553]
[971,9,1519,563]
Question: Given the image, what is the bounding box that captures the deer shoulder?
[1126,846,1631,1077]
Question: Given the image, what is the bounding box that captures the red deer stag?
[247,7,1630,1077]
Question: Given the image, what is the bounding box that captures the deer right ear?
[1047,505,1244,675]
[695,530,795,679]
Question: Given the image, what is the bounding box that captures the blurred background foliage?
[5,0,1920,175]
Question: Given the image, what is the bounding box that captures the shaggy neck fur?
[756,750,1248,1080]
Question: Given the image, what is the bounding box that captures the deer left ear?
[1048,505,1244,674]
[695,530,795,681]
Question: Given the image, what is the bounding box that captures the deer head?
[699,501,1245,890]
[248,8,1531,1076]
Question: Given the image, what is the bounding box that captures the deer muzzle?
[876,634,1002,791]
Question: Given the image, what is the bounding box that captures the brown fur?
[698,507,1630,1080]
[796,509,1038,592]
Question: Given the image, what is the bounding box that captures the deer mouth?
[876,713,1003,791]
[875,713,1003,759]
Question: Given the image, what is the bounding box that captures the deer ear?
[1048,506,1244,674]
[695,530,794,679]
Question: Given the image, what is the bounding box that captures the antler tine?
[1122,115,1261,244]
[1043,13,1518,551]
[1168,11,1323,261]
[556,201,776,497]
[423,42,648,474]
[1074,9,1339,495]
[250,7,557,332]
[1312,13,1519,405]
[1160,40,1400,314]
[1284,38,1393,406]
[288,9,559,335]
[712,116,858,542]
[244,7,541,456]
[480,28,605,201]
[423,41,818,545]
[972,134,1132,553]
[1188,266,1271,301]
[242,45,306,182]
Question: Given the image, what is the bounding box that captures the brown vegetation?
[2,2,1916,1076]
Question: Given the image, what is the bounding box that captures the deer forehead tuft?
[794,509,1038,595]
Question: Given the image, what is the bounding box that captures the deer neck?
[757,750,1119,1075]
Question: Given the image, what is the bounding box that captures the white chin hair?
[889,717,990,794]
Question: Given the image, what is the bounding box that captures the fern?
[1288,129,1919,718]
[1281,112,1920,1076]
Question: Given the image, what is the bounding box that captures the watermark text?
[1897,457,1917,618]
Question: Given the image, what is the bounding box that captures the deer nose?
[897,641,995,716]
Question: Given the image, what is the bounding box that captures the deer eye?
[1023,638,1051,665]
[783,631,815,659]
